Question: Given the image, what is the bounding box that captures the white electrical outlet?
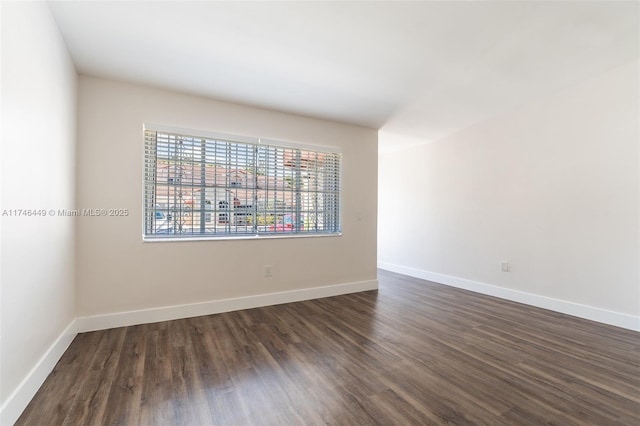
[264,265,273,277]
[501,261,510,272]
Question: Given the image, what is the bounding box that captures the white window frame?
[143,124,342,241]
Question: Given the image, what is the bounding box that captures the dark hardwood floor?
[17,270,640,425]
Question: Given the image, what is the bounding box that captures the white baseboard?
[378,261,640,332]
[0,319,78,426]
[77,279,378,332]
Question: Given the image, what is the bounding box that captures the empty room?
[1,1,638,425]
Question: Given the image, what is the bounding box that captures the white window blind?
[143,126,341,240]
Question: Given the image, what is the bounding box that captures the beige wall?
[379,60,639,320]
[1,1,77,420]
[76,76,378,317]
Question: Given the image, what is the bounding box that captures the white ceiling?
[49,1,638,151]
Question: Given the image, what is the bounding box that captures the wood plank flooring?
[17,270,640,425]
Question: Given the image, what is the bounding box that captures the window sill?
[142,232,342,243]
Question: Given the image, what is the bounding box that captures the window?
[143,125,341,240]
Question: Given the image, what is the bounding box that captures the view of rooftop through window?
[143,128,341,239]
